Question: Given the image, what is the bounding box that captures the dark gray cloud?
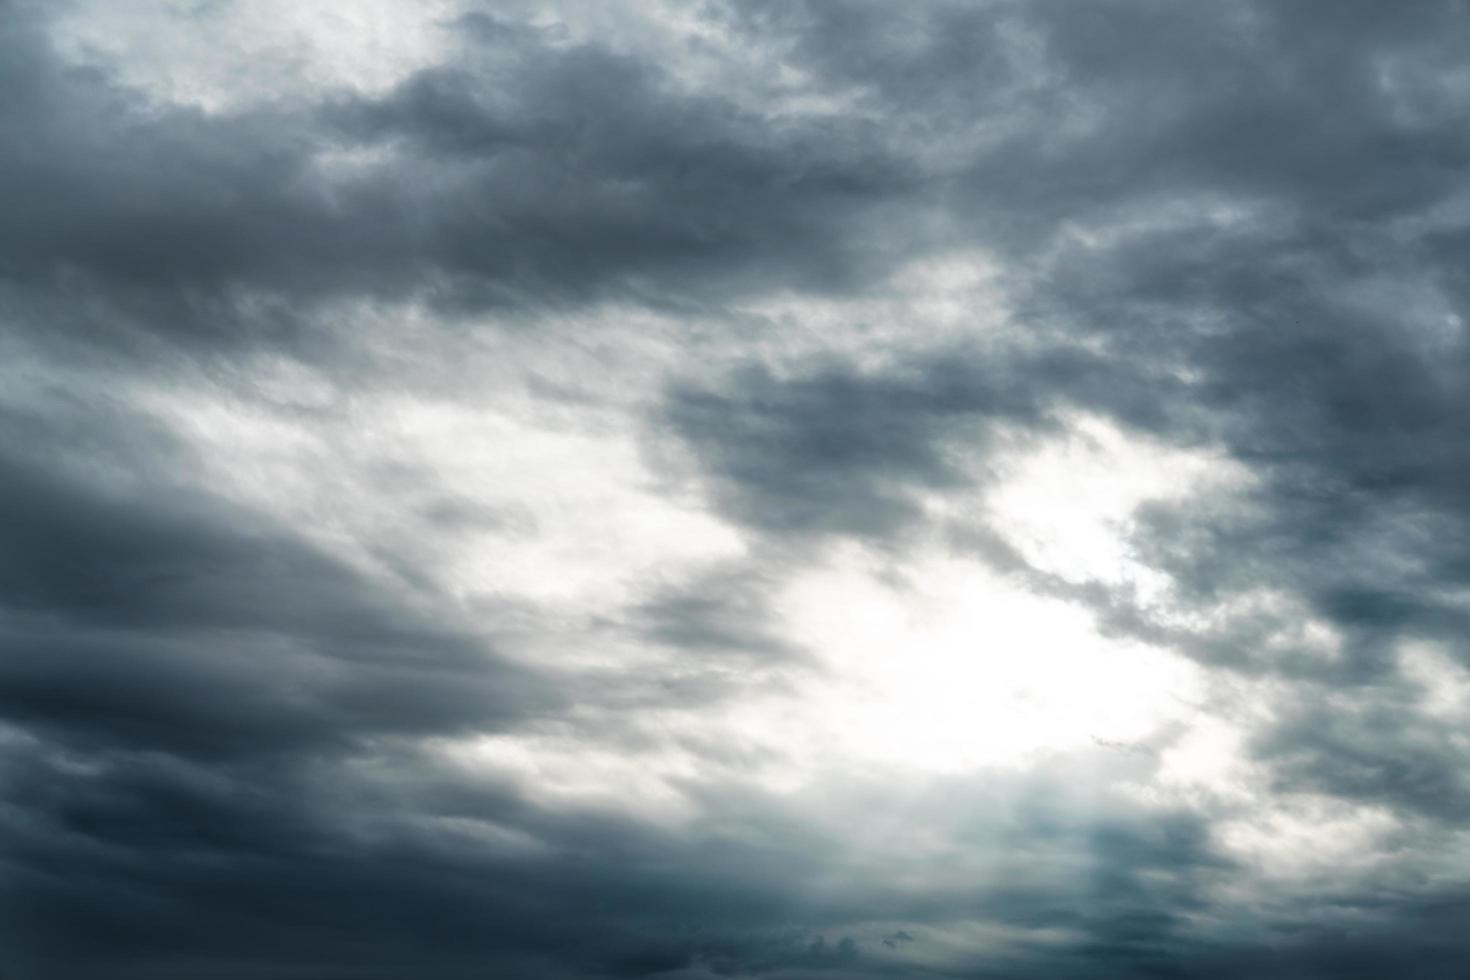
[0,2,920,355]
[8,0,1470,977]
[0,402,551,760]
[662,352,1053,537]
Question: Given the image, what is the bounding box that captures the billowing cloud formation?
[6,1,1470,978]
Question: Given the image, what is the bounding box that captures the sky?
[5,1,1470,977]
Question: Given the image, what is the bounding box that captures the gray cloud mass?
[6,1,1470,977]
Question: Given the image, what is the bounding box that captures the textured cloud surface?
[7,2,1470,977]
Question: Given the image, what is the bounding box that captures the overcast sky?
[6,1,1470,978]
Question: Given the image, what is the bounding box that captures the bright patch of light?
[1217,796,1403,881]
[50,0,456,110]
[1400,641,1470,720]
[983,412,1248,591]
[132,352,745,617]
[741,249,1009,371]
[444,733,702,824]
[387,397,746,611]
[781,546,1201,772]
[1155,712,1254,797]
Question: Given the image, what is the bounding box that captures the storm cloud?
[6,1,1470,977]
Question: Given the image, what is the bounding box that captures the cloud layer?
[7,2,1470,977]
